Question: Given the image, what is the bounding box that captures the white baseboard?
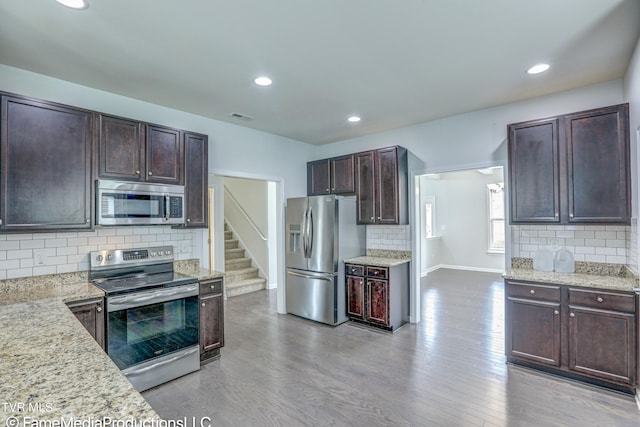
[267,281,277,290]
[425,264,504,274]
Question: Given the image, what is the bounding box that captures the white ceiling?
[1,0,639,145]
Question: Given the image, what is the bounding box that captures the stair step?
[224,239,239,250]
[226,277,266,298]
[224,267,259,282]
[225,257,252,270]
[224,230,232,239]
[225,248,245,259]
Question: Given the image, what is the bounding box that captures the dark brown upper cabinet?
[182,131,208,228]
[508,104,630,225]
[356,146,408,225]
[99,114,144,181]
[99,115,183,185]
[0,94,93,231]
[307,154,355,195]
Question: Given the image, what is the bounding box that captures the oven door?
[106,283,199,372]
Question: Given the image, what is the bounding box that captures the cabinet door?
[565,104,630,223]
[568,306,635,385]
[183,132,208,228]
[376,147,400,224]
[99,114,144,181]
[355,151,376,224]
[346,275,365,319]
[331,154,355,194]
[307,159,331,195]
[67,298,105,350]
[200,281,224,361]
[366,279,389,327]
[506,297,561,366]
[146,124,182,184]
[508,119,560,224]
[0,96,93,231]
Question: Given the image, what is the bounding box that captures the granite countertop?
[504,258,640,292]
[344,250,412,268]
[0,274,159,423]
[174,259,225,281]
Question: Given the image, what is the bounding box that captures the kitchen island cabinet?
[0,94,93,232]
[66,297,105,349]
[508,103,630,225]
[505,277,637,392]
[345,260,409,331]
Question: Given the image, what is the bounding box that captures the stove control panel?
[89,245,175,270]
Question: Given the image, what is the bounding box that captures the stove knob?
[165,250,171,256]
[150,251,156,257]
[96,255,103,262]
[107,254,113,261]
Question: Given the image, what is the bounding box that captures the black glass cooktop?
[92,271,197,295]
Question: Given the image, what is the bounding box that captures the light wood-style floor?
[143,269,640,426]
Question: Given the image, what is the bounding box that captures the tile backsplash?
[0,226,196,280]
[511,224,628,264]
[367,225,411,251]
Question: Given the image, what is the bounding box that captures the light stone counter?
[345,250,412,268]
[503,268,639,292]
[174,259,225,281]
[0,275,159,424]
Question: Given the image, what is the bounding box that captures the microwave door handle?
[164,195,170,221]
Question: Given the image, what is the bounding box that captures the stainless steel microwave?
[96,180,185,226]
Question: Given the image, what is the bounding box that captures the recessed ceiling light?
[527,63,550,75]
[56,0,89,9]
[347,116,361,123]
[254,76,272,86]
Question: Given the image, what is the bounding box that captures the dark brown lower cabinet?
[505,280,637,391]
[199,278,225,363]
[345,262,409,331]
[66,298,105,350]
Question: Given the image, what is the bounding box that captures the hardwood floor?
[143,269,640,426]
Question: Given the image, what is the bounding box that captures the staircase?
[224,222,267,297]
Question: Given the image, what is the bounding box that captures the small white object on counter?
[533,247,554,272]
[554,248,575,273]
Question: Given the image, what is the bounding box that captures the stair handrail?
[224,185,268,241]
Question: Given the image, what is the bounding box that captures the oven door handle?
[123,347,199,377]
[109,284,198,307]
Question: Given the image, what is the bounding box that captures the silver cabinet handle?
[530,289,535,295]
[96,306,102,313]
[370,216,374,220]
[136,170,140,175]
[211,284,216,289]
[597,297,603,303]
[569,213,574,218]
[554,310,559,315]
[570,312,575,317]
[201,302,205,307]
[148,171,153,176]
[187,218,191,223]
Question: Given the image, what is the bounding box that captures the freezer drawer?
[286,269,339,325]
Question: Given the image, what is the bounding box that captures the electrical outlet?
[33,250,48,265]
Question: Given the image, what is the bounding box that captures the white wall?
[420,169,505,273]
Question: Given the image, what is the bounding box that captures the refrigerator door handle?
[301,208,309,258]
[306,207,313,259]
[287,270,334,281]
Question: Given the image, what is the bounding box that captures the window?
[487,183,504,253]
[424,196,436,238]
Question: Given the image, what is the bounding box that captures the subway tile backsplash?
[366,225,411,251]
[0,226,196,280]
[511,224,629,265]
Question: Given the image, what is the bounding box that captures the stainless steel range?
[89,245,200,392]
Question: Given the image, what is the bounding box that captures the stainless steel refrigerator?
[286,195,365,325]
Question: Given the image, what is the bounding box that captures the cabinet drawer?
[367,267,388,280]
[199,279,223,296]
[568,288,635,313]
[346,264,364,276]
[506,281,561,302]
